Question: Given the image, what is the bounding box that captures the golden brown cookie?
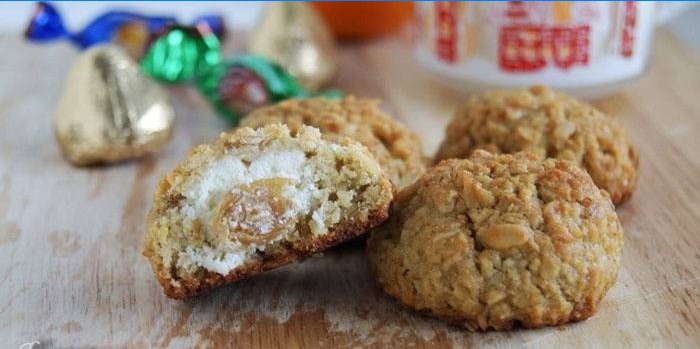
[144,124,393,299]
[241,96,427,190]
[434,86,638,205]
[367,151,623,330]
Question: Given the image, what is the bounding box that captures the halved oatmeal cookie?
[145,124,393,299]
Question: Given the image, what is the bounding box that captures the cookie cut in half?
[242,96,427,190]
[367,151,623,330]
[434,85,638,205]
[145,124,393,299]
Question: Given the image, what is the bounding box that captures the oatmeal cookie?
[367,151,623,330]
[241,96,427,190]
[434,86,638,204]
[144,124,393,299]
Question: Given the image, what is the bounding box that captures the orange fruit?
[312,2,414,40]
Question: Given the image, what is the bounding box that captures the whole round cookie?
[144,124,393,299]
[434,86,638,205]
[242,96,427,189]
[367,151,623,330]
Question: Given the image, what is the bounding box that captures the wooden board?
[1,29,700,348]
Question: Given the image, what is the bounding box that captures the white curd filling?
[174,149,345,275]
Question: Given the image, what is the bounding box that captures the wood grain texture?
[1,30,699,348]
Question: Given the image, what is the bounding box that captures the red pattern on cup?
[499,25,590,72]
[621,1,637,58]
[435,2,458,64]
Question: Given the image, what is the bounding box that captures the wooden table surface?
[2,29,700,348]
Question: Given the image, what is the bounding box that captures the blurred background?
[5,1,700,144]
[1,2,697,52]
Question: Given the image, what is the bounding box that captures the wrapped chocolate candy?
[24,2,225,58]
[197,55,343,125]
[140,25,222,84]
[249,3,337,92]
[29,3,340,125]
[138,23,339,123]
[54,45,174,166]
[197,55,306,123]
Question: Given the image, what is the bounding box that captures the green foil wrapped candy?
[315,89,344,100]
[197,54,309,124]
[140,25,221,83]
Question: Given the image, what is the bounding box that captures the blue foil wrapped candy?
[24,2,226,57]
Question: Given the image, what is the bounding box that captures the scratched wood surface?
[1,29,700,348]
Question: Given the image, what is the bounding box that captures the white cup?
[414,2,691,99]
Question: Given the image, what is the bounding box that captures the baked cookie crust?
[367,151,624,330]
[434,86,638,204]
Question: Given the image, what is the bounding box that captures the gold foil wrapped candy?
[248,3,337,92]
[54,45,174,166]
